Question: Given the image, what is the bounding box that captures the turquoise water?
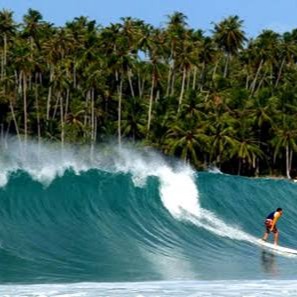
[1,140,297,295]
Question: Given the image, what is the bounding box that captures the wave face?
[0,139,297,283]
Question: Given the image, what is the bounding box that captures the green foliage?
[2,9,297,176]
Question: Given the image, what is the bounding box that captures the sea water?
[0,139,297,296]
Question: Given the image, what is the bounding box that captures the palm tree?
[233,137,264,175]
[147,96,177,148]
[0,74,22,145]
[275,32,297,87]
[213,15,247,78]
[43,27,73,122]
[122,97,146,141]
[4,9,297,177]
[165,12,188,96]
[101,23,130,146]
[197,36,217,90]
[145,28,164,132]
[0,9,16,81]
[248,30,280,93]
[232,115,264,175]
[271,115,297,179]
[207,109,238,168]
[176,29,199,109]
[12,37,35,145]
[164,118,209,167]
[22,9,44,53]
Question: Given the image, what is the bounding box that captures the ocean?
[0,139,297,296]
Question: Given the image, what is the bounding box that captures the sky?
[1,0,297,38]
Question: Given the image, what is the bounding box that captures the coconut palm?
[213,15,247,78]
[248,30,280,93]
[176,29,199,109]
[3,10,297,177]
[164,118,209,167]
[165,12,188,96]
[22,9,44,52]
[207,109,238,168]
[271,115,297,178]
[0,9,16,81]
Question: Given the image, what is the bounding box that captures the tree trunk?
[223,54,230,78]
[238,158,242,175]
[4,34,7,72]
[166,46,174,97]
[23,72,28,145]
[147,72,155,132]
[117,77,123,147]
[84,91,90,140]
[73,64,77,89]
[216,153,221,169]
[170,71,176,96]
[141,77,145,99]
[255,157,259,177]
[90,88,95,158]
[18,71,22,94]
[65,88,70,121]
[275,58,285,88]
[127,67,135,98]
[192,66,197,90]
[9,99,22,146]
[250,59,263,94]
[199,62,206,91]
[286,144,291,179]
[4,120,11,148]
[212,60,219,81]
[10,95,20,134]
[35,74,41,145]
[255,69,268,93]
[245,74,250,90]
[1,52,3,82]
[156,90,160,102]
[52,96,60,120]
[29,74,32,90]
[186,69,191,91]
[1,33,7,81]
[179,67,187,110]
[46,66,54,121]
[94,116,98,142]
[137,70,143,98]
[289,148,293,176]
[0,124,4,146]
[166,66,172,97]
[59,92,64,150]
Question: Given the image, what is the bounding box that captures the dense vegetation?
[1,9,297,177]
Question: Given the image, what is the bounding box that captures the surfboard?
[257,239,297,255]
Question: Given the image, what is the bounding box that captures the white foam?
[0,172,8,187]
[153,162,256,243]
[1,281,297,297]
[207,165,223,174]
[0,138,94,187]
[157,166,200,218]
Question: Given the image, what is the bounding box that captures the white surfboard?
[257,239,297,255]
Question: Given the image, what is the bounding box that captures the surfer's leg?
[262,232,269,241]
[262,224,271,241]
[273,229,279,245]
[262,220,271,241]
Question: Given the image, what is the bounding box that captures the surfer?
[262,208,283,245]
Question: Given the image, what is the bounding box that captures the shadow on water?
[261,250,278,276]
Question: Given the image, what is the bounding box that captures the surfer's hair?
[276,208,283,212]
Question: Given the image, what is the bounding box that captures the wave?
[0,138,296,283]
